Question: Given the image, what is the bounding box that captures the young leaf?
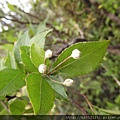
[44,76,68,101]
[14,29,51,69]
[0,58,5,71]
[26,73,55,115]
[29,29,52,48]
[8,3,15,11]
[5,51,16,69]
[9,100,26,115]
[36,23,46,34]
[20,46,38,72]
[0,68,25,96]
[30,43,45,67]
[14,31,30,69]
[52,41,110,77]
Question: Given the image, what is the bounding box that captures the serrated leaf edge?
[0,70,25,97]
[52,41,110,77]
[20,46,38,72]
[53,40,110,67]
[25,73,40,115]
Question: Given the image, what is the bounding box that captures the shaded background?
[0,0,120,115]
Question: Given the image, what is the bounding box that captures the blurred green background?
[0,0,120,115]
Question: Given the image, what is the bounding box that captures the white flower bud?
[63,78,73,86]
[45,49,53,58]
[38,64,47,73]
[71,49,81,59]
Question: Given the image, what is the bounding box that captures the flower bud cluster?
[38,49,81,74]
[38,49,53,74]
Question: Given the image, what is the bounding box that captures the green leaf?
[30,43,45,67]
[0,8,4,16]
[0,68,25,96]
[20,46,38,72]
[100,109,120,115]
[14,31,30,69]
[44,76,68,101]
[0,109,9,115]
[36,23,46,34]
[52,41,110,77]
[5,51,16,69]
[8,3,15,11]
[0,102,4,111]
[93,105,120,115]
[9,100,26,115]
[2,44,14,51]
[24,107,33,114]
[3,30,17,43]
[14,29,51,69]
[0,96,5,101]
[29,29,52,48]
[26,73,55,115]
[0,58,5,71]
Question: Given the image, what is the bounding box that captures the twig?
[81,94,96,114]
[12,4,70,36]
[0,16,70,37]
[68,89,96,115]
[17,6,41,21]
[68,96,89,115]
[5,1,41,21]
[0,16,38,25]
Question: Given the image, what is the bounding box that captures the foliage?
[0,0,120,115]
[0,27,109,114]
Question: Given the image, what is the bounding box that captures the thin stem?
[48,56,71,75]
[47,76,63,85]
[82,94,96,114]
[44,58,46,65]
[68,96,88,115]
[67,88,96,115]
[1,100,10,113]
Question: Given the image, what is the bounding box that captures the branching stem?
[47,56,71,75]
